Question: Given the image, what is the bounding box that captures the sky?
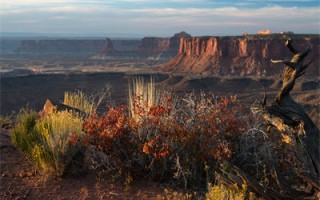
[0,0,319,37]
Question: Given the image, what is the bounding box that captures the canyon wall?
[95,31,191,60]
[161,36,319,77]
[1,32,190,60]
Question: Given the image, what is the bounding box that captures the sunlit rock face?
[161,35,319,77]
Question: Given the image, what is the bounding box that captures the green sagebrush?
[11,108,85,177]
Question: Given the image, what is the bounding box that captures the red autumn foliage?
[82,92,247,186]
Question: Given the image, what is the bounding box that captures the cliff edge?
[160,35,319,77]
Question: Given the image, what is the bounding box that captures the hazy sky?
[0,0,319,37]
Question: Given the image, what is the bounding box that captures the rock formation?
[39,99,86,119]
[95,32,191,60]
[161,35,319,77]
[99,38,117,55]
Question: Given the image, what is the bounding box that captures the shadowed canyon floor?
[1,69,319,128]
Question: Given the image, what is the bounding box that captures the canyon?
[1,33,319,126]
[2,33,318,79]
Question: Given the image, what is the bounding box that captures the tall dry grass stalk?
[128,76,160,121]
[63,91,95,114]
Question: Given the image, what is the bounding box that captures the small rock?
[26,172,33,177]
[19,172,26,178]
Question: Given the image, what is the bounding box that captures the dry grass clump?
[63,90,95,114]
[206,183,259,200]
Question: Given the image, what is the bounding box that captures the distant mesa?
[14,39,106,59]
[2,31,191,61]
[94,31,192,61]
[2,31,318,78]
[160,34,319,77]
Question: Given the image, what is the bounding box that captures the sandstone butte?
[160,36,319,77]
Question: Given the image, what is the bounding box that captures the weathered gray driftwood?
[266,39,319,180]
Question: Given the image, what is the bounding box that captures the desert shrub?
[131,89,176,179]
[83,105,143,186]
[169,93,246,188]
[205,183,259,200]
[132,91,246,186]
[11,108,86,177]
[35,110,85,177]
[82,76,248,189]
[11,108,39,160]
[63,90,95,114]
[84,89,247,189]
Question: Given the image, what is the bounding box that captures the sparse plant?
[11,108,39,160]
[157,188,197,200]
[170,92,246,188]
[63,90,95,114]
[0,112,15,129]
[205,183,259,200]
[90,83,112,109]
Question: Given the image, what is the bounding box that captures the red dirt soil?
[0,128,166,200]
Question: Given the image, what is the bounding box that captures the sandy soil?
[0,128,168,200]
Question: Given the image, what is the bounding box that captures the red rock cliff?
[161,36,319,77]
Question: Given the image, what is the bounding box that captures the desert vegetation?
[8,77,318,199]
[4,40,319,199]
[11,108,86,178]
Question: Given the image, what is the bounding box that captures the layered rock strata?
[161,36,319,77]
